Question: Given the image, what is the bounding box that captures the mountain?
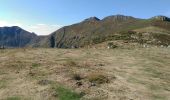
[0,26,37,48]
[1,15,170,48]
[32,15,170,48]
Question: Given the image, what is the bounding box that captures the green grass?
[0,78,7,89]
[31,63,40,68]
[152,94,166,100]
[6,96,21,100]
[54,85,82,100]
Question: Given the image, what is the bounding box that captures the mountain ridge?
[1,15,170,48]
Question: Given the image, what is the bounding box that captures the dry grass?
[0,47,170,100]
[87,72,110,84]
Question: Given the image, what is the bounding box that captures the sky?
[0,0,170,35]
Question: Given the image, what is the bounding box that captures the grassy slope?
[0,47,170,100]
[134,26,170,34]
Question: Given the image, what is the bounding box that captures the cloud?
[0,20,62,35]
[26,24,62,35]
[0,20,22,27]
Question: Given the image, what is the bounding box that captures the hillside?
[32,15,170,48]
[0,26,37,48]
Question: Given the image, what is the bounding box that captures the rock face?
[0,26,37,48]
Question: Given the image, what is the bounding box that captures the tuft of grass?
[54,85,82,100]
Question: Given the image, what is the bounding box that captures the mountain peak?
[11,26,20,28]
[84,17,100,22]
[151,15,170,21]
[102,14,135,21]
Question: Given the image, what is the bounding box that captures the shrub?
[72,73,83,81]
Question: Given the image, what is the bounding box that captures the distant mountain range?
[0,15,170,48]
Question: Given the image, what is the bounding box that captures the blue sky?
[0,0,170,35]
